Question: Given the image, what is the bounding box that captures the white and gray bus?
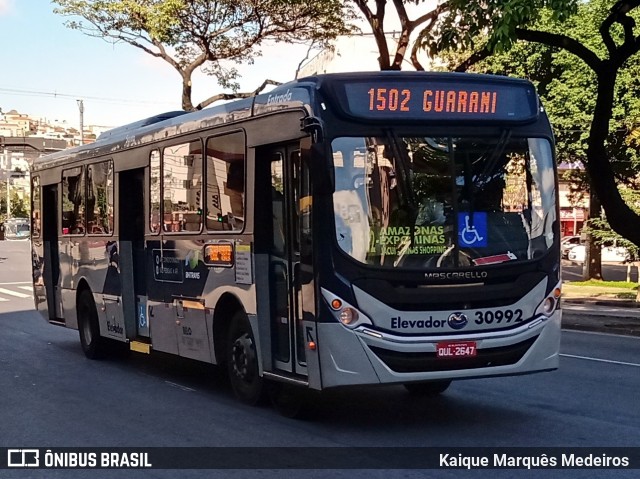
[31,71,561,414]
[3,217,30,240]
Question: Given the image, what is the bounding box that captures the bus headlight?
[339,307,359,325]
[542,297,556,315]
[321,288,372,329]
[535,283,562,318]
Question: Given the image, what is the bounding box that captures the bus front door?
[267,145,310,377]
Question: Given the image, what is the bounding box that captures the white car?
[567,244,629,263]
[560,236,581,258]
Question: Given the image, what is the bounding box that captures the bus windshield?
[331,134,556,269]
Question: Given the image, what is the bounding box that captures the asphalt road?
[562,259,640,283]
[1,241,639,479]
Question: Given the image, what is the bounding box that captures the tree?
[54,0,355,110]
[9,191,29,219]
[424,0,640,252]
[434,1,640,279]
[350,0,447,70]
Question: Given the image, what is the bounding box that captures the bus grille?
[369,336,538,373]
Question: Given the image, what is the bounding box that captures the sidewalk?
[561,283,640,337]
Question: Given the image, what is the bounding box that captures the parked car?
[568,244,629,263]
[561,236,581,258]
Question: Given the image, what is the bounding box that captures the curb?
[562,298,640,308]
[562,321,640,338]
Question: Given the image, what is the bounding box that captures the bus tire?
[226,311,264,405]
[77,289,108,360]
[404,380,452,396]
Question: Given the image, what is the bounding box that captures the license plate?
[436,341,477,358]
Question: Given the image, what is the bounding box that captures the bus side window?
[271,157,286,255]
[62,166,85,235]
[206,131,246,231]
[162,140,203,233]
[149,150,161,233]
[87,161,114,235]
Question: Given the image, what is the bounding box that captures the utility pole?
[5,152,10,219]
[77,99,84,145]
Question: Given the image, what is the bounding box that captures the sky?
[0,0,314,129]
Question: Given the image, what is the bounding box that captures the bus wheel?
[226,311,264,405]
[404,380,452,396]
[77,289,107,360]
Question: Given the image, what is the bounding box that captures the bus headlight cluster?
[536,284,562,318]
[322,288,371,329]
[339,307,359,326]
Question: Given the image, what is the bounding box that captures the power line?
[0,87,175,107]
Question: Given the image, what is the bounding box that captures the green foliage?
[435,0,640,254]
[439,1,640,180]
[422,0,577,56]
[0,190,30,221]
[568,280,638,289]
[53,0,356,109]
[10,192,30,219]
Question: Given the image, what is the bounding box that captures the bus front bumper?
[316,310,561,389]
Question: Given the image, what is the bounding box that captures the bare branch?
[515,28,602,73]
[410,3,448,31]
[410,28,427,71]
[410,14,441,71]
[351,0,375,25]
[353,0,391,69]
[454,47,492,72]
[295,42,318,79]
[194,79,282,110]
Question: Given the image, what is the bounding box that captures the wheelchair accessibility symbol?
[138,303,147,328]
[458,212,488,247]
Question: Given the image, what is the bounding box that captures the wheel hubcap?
[81,306,92,343]
[231,333,255,382]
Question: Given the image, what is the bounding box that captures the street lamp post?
[1,147,9,219]
[77,99,84,145]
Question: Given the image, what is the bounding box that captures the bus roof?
[31,71,541,171]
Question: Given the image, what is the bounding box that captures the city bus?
[30,71,561,415]
[3,217,30,240]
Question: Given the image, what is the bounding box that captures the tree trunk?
[585,67,640,247]
[182,77,194,111]
[582,191,602,280]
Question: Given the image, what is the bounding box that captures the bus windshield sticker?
[458,212,488,247]
[473,252,517,266]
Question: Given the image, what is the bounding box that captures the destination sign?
[341,79,538,122]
